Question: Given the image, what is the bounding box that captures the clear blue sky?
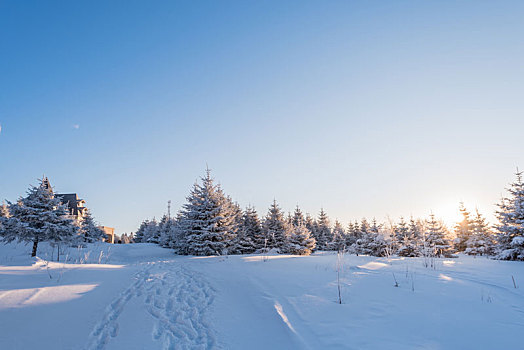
[1,1,523,234]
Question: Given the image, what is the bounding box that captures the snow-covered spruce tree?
[494,170,524,260]
[304,213,318,249]
[288,222,316,255]
[409,217,423,255]
[239,206,266,252]
[79,209,106,243]
[395,217,419,257]
[171,212,190,254]
[262,200,289,252]
[158,214,177,248]
[454,203,473,253]
[5,178,78,258]
[354,219,386,256]
[0,202,8,219]
[424,214,452,258]
[329,220,346,251]
[345,221,361,251]
[465,208,495,256]
[48,203,79,260]
[0,202,11,237]
[145,218,161,244]
[177,170,238,256]
[134,219,159,243]
[292,206,305,227]
[393,218,407,251]
[382,219,397,257]
[315,208,332,250]
[369,219,387,256]
[120,233,132,244]
[353,219,370,255]
[285,212,293,226]
[133,219,148,242]
[233,205,262,254]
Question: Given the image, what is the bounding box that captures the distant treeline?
[134,169,524,261]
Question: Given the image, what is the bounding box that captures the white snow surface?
[1,242,523,349]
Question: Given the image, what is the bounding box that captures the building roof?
[55,193,85,217]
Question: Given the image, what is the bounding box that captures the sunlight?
[0,263,124,276]
[439,274,453,282]
[274,302,297,334]
[431,200,463,227]
[0,283,98,309]
[357,262,388,270]
[243,255,304,262]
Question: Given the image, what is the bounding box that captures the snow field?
[1,243,524,349]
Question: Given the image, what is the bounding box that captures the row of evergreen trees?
[135,169,524,260]
[0,179,106,259]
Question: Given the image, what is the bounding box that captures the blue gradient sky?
[1,1,523,234]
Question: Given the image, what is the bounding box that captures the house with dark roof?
[54,193,87,222]
[42,176,115,243]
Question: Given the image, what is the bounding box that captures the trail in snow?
[145,264,217,350]
[85,261,217,350]
[85,263,153,350]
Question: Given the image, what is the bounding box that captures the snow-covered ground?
[1,242,523,349]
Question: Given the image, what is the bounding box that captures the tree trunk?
[57,244,60,262]
[31,238,38,257]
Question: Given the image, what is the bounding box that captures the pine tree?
[287,223,316,255]
[79,209,106,243]
[395,217,419,257]
[145,218,161,244]
[369,219,387,256]
[158,214,177,248]
[0,202,8,219]
[353,219,370,255]
[465,209,495,256]
[454,203,473,252]
[242,206,266,251]
[134,219,159,243]
[424,214,452,257]
[304,214,318,249]
[235,205,263,253]
[315,208,332,250]
[292,206,305,227]
[171,212,190,254]
[48,203,79,260]
[346,221,361,250]
[409,217,423,255]
[4,178,78,258]
[394,217,408,255]
[383,220,397,256]
[134,219,149,243]
[120,233,132,244]
[262,200,288,252]
[0,202,11,237]
[329,220,346,251]
[177,169,238,256]
[495,170,524,260]
[354,218,386,256]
